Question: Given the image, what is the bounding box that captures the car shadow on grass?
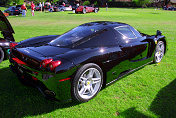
[149,78,176,118]
[120,78,176,118]
[0,67,79,118]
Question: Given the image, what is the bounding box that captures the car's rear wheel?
[72,63,103,102]
[0,47,4,63]
[83,8,86,14]
[153,41,165,63]
[94,8,98,13]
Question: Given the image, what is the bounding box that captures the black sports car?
[4,6,21,15]
[9,21,167,103]
[0,10,15,63]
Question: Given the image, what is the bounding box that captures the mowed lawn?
[0,7,175,118]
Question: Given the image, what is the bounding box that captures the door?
[114,26,149,69]
[0,10,15,41]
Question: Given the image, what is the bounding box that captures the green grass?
[0,8,176,118]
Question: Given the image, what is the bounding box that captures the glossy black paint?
[9,21,167,101]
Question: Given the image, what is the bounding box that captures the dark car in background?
[9,21,167,103]
[4,6,22,15]
[16,5,22,13]
[0,10,15,63]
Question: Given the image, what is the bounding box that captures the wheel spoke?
[87,86,94,95]
[79,86,87,95]
[160,45,164,51]
[80,77,87,81]
[92,77,101,84]
[87,69,95,78]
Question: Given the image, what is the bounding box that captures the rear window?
[49,26,102,47]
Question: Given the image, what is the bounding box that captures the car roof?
[80,21,129,29]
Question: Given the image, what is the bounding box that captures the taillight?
[10,43,18,49]
[15,10,18,11]
[32,76,38,81]
[40,58,53,68]
[49,60,61,71]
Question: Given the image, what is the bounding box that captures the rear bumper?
[9,56,72,102]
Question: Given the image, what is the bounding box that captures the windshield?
[49,26,102,46]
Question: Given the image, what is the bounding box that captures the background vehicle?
[3,13,9,17]
[16,5,22,14]
[4,6,21,15]
[9,21,167,103]
[54,5,66,12]
[75,6,99,14]
[35,5,41,11]
[0,10,15,63]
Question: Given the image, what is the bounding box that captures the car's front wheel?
[82,8,86,14]
[0,47,4,63]
[72,63,103,102]
[153,41,165,63]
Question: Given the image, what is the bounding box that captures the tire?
[153,41,165,63]
[0,47,4,63]
[82,8,86,14]
[94,8,98,13]
[72,63,103,103]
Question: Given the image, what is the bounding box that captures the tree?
[0,0,12,6]
[12,0,24,4]
[132,0,151,6]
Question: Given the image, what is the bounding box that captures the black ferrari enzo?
[0,10,15,63]
[9,21,167,102]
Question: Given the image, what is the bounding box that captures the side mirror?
[156,30,162,36]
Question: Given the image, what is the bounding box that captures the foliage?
[132,0,151,6]
[12,0,24,5]
[83,1,90,6]
[0,0,12,6]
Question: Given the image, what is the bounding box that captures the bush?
[83,1,90,6]
[132,0,151,6]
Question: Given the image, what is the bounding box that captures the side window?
[129,26,142,38]
[75,28,118,48]
[114,27,136,39]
